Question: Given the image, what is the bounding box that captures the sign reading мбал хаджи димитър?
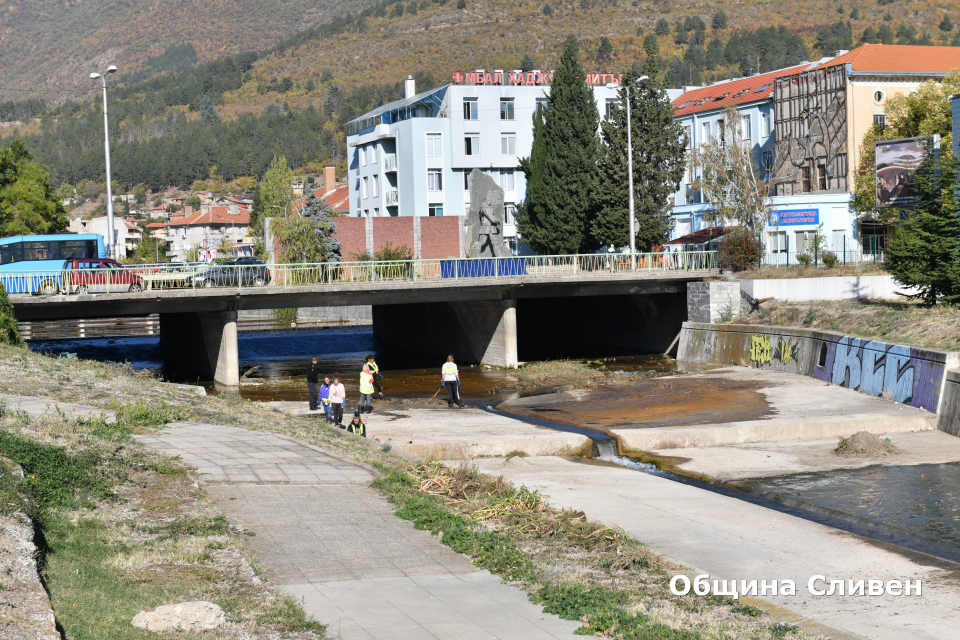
[775,209,819,226]
[452,71,624,86]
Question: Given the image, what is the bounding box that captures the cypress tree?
[886,152,960,304]
[591,60,686,251]
[516,35,600,254]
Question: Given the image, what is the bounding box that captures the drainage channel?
[480,404,960,565]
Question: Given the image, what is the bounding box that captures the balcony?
[385,189,399,205]
[383,154,398,172]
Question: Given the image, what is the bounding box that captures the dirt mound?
[835,431,900,457]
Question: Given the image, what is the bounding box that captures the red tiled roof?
[146,223,166,229]
[671,65,809,117]
[664,226,737,246]
[168,206,250,227]
[818,44,960,73]
[315,184,350,212]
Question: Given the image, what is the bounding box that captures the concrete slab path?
[654,429,960,482]
[473,455,960,640]
[267,402,592,458]
[137,422,580,640]
[0,393,116,422]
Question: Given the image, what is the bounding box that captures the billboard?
[875,135,940,209]
[776,209,819,226]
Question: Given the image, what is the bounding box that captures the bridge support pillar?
[373,300,518,368]
[159,310,240,386]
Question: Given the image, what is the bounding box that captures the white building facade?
[346,72,638,251]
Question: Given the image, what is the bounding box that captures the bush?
[717,230,762,272]
[0,284,23,346]
[796,253,812,266]
[821,251,838,268]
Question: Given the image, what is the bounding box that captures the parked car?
[189,257,271,288]
[62,258,144,293]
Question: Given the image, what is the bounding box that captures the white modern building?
[346,72,676,251]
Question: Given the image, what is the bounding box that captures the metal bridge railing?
[1,251,718,295]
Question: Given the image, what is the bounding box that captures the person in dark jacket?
[307,357,319,411]
[347,412,366,437]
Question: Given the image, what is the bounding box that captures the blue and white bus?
[0,234,105,294]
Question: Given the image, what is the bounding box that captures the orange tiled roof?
[819,44,960,73]
[168,206,250,227]
[314,184,350,212]
[671,65,809,117]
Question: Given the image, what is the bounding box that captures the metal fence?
[762,250,886,268]
[0,251,718,295]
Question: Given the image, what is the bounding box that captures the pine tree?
[591,62,685,251]
[654,18,670,36]
[711,10,728,30]
[520,54,535,72]
[200,94,220,125]
[515,36,600,254]
[939,16,954,32]
[597,37,613,62]
[886,153,960,304]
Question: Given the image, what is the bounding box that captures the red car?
[63,258,144,294]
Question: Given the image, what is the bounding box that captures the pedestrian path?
[137,423,579,640]
[0,393,116,422]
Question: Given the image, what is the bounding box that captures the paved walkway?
[137,423,579,640]
[474,455,960,640]
[0,393,115,422]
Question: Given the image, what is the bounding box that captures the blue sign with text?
[776,209,819,226]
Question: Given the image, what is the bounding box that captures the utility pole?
[91,65,118,259]
[609,75,650,269]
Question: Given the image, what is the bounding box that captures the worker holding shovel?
[441,354,464,409]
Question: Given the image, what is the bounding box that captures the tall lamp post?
[91,65,118,259]
[608,75,649,268]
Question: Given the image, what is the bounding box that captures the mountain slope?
[0,0,369,99]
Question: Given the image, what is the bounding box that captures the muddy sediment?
[499,375,776,429]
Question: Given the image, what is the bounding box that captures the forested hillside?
[1,0,958,192]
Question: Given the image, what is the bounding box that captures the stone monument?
[464,168,508,258]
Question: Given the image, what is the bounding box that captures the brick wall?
[420,216,462,259]
[373,218,415,256]
[333,217,366,260]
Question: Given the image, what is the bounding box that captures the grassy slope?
[0,342,820,639]
[735,299,960,351]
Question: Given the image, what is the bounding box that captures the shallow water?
[744,463,960,557]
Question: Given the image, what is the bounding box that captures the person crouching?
[347,412,366,437]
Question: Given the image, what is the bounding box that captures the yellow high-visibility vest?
[442,362,459,381]
[360,369,375,395]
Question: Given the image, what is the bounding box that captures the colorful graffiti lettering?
[750,335,772,366]
[774,338,799,364]
[815,336,944,412]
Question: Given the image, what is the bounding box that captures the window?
[463,171,472,191]
[372,175,379,198]
[0,242,22,264]
[741,115,751,145]
[762,151,774,176]
[768,231,787,254]
[360,147,367,166]
[701,121,711,142]
[500,98,515,120]
[873,114,886,129]
[463,98,478,120]
[427,169,443,191]
[683,125,692,149]
[464,136,480,156]
[499,169,515,191]
[796,230,817,253]
[801,165,812,193]
[832,229,847,253]
[370,146,378,164]
[605,98,619,120]
[761,112,772,138]
[873,90,885,105]
[426,134,442,156]
[429,204,444,217]
[504,204,516,225]
[535,97,548,112]
[501,135,516,155]
[817,161,827,191]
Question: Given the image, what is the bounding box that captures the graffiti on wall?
[750,334,797,367]
[813,336,944,412]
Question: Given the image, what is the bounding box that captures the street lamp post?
[91,65,118,259]
[608,75,649,269]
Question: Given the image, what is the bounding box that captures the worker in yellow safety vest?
[358,364,376,414]
[347,412,367,437]
[365,354,384,400]
[441,354,464,409]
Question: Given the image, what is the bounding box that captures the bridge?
[8,252,719,385]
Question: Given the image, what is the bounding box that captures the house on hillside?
[314,165,350,214]
[68,216,143,259]
[165,206,251,262]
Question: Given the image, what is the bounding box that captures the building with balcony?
[346,73,642,252]
[165,205,251,262]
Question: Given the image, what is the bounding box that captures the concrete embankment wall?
[739,275,912,301]
[238,306,371,324]
[678,322,959,415]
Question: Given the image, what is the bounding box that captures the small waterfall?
[594,439,664,475]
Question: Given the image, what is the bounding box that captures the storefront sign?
[776,209,819,226]
[452,71,622,86]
